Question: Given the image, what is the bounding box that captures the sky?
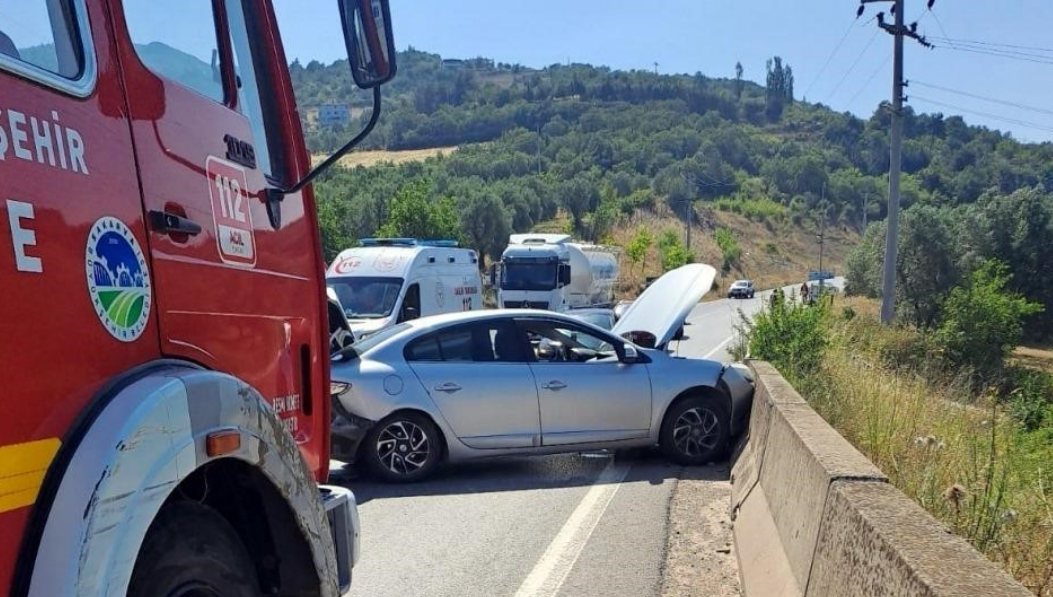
[272,0,1053,143]
[6,2,1053,142]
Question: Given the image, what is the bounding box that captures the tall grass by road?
[741,297,1053,595]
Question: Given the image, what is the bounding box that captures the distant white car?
[330,264,755,482]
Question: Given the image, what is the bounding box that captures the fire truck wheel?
[128,501,259,597]
[364,411,442,483]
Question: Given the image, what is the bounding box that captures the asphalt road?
[333,282,838,597]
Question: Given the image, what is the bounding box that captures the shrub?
[1004,365,1053,431]
[935,261,1044,384]
[742,294,830,379]
[715,227,742,273]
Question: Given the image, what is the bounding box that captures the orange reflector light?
[206,430,241,457]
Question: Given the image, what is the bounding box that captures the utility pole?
[653,62,659,76]
[536,124,542,175]
[818,187,826,290]
[860,0,931,323]
[862,192,868,230]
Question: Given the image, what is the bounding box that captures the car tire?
[659,396,730,466]
[128,502,259,597]
[364,411,442,483]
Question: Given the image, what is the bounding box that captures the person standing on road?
[800,281,810,303]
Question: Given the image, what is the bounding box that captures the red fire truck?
[0,1,395,596]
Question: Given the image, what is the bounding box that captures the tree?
[765,56,793,121]
[461,191,511,265]
[658,230,693,271]
[734,61,744,101]
[936,260,1043,383]
[376,181,462,241]
[715,227,742,273]
[627,228,653,275]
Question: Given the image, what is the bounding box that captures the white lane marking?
[514,459,633,597]
[704,335,735,359]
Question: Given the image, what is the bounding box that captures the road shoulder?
[660,464,741,597]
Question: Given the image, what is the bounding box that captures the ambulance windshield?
[328,277,404,319]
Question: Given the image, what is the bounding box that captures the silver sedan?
[330,264,754,482]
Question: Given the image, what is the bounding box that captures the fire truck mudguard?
[18,363,356,597]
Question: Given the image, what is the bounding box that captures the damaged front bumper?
[330,394,375,463]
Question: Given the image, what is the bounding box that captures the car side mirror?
[402,305,420,321]
[558,264,571,286]
[340,0,397,89]
[619,344,640,364]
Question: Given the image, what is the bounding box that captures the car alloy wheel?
[672,406,721,457]
[375,420,431,476]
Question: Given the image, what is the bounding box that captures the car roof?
[359,309,618,354]
[567,308,614,316]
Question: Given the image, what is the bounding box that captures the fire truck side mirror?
[340,0,397,89]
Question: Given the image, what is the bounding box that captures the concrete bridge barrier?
[731,361,1031,597]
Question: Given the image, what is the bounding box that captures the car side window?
[0,1,92,87]
[404,321,528,363]
[518,319,615,363]
[123,0,225,103]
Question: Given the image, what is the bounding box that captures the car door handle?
[541,381,567,391]
[433,382,462,393]
[149,210,202,236]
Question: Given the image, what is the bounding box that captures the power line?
[910,80,1053,118]
[803,17,860,100]
[848,52,893,105]
[828,26,882,99]
[931,42,1053,66]
[927,35,1053,55]
[927,10,956,49]
[909,95,1053,135]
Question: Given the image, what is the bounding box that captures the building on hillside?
[441,58,465,70]
[317,103,350,128]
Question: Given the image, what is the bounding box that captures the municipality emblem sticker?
[85,217,152,342]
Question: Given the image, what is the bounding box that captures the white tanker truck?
[491,234,619,311]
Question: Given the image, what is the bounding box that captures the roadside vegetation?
[736,284,1053,594]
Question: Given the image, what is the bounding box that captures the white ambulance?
[327,238,484,337]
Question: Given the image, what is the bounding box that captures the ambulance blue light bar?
[359,238,460,247]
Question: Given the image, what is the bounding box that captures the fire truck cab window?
[122,0,225,103]
[225,0,286,181]
[0,0,85,79]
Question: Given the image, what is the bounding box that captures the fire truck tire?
[128,501,259,597]
[363,411,442,483]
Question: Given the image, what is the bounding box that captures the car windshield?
[352,322,412,354]
[327,277,404,319]
[572,311,614,330]
[733,281,749,288]
[502,260,557,291]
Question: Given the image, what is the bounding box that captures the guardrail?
[730,361,1030,597]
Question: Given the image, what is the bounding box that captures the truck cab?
[494,234,618,311]
[327,238,483,337]
[0,1,395,596]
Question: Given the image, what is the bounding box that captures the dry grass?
[311,146,459,169]
[1014,345,1053,374]
[801,299,1053,595]
[609,204,858,298]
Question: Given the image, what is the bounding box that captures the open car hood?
[611,263,717,349]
